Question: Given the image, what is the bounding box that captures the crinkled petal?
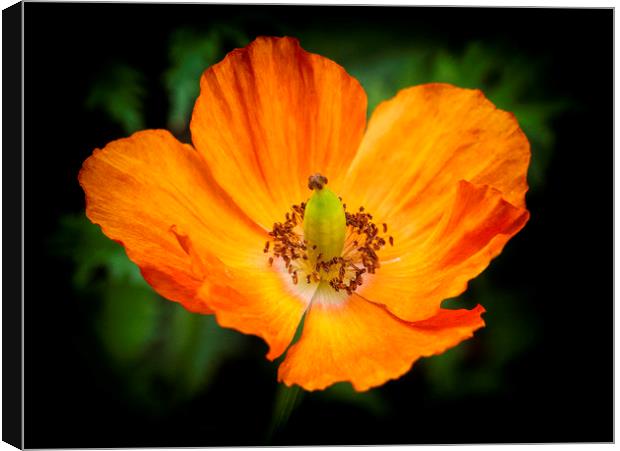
[359,181,529,321]
[341,83,529,251]
[78,129,264,313]
[338,83,529,321]
[278,294,485,391]
[191,36,367,229]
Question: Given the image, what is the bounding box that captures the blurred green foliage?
[317,382,389,416]
[52,214,243,411]
[164,27,248,134]
[343,40,566,191]
[86,64,146,135]
[58,25,563,434]
[424,274,540,397]
[269,385,304,438]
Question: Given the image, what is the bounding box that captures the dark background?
[23,4,612,447]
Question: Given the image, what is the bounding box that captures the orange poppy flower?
[79,36,530,391]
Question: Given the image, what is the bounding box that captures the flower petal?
[191,36,367,229]
[341,83,529,249]
[278,295,485,391]
[196,261,311,361]
[78,129,264,313]
[359,180,529,321]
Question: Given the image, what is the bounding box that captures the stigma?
[266,174,393,295]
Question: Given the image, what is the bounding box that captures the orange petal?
[78,129,264,313]
[359,180,529,322]
[278,294,485,391]
[196,260,312,360]
[340,83,530,250]
[191,36,367,229]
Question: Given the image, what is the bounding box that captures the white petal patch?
[311,281,349,309]
[273,257,318,307]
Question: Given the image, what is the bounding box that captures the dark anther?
[267,195,393,293]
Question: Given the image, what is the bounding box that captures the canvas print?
[20,3,612,448]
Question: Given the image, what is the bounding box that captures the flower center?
[266,174,393,295]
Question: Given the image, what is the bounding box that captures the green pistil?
[303,174,346,263]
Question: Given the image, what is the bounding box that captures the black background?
[22,4,612,447]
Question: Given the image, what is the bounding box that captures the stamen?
[265,178,393,295]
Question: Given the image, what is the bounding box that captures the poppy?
[79,36,530,391]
